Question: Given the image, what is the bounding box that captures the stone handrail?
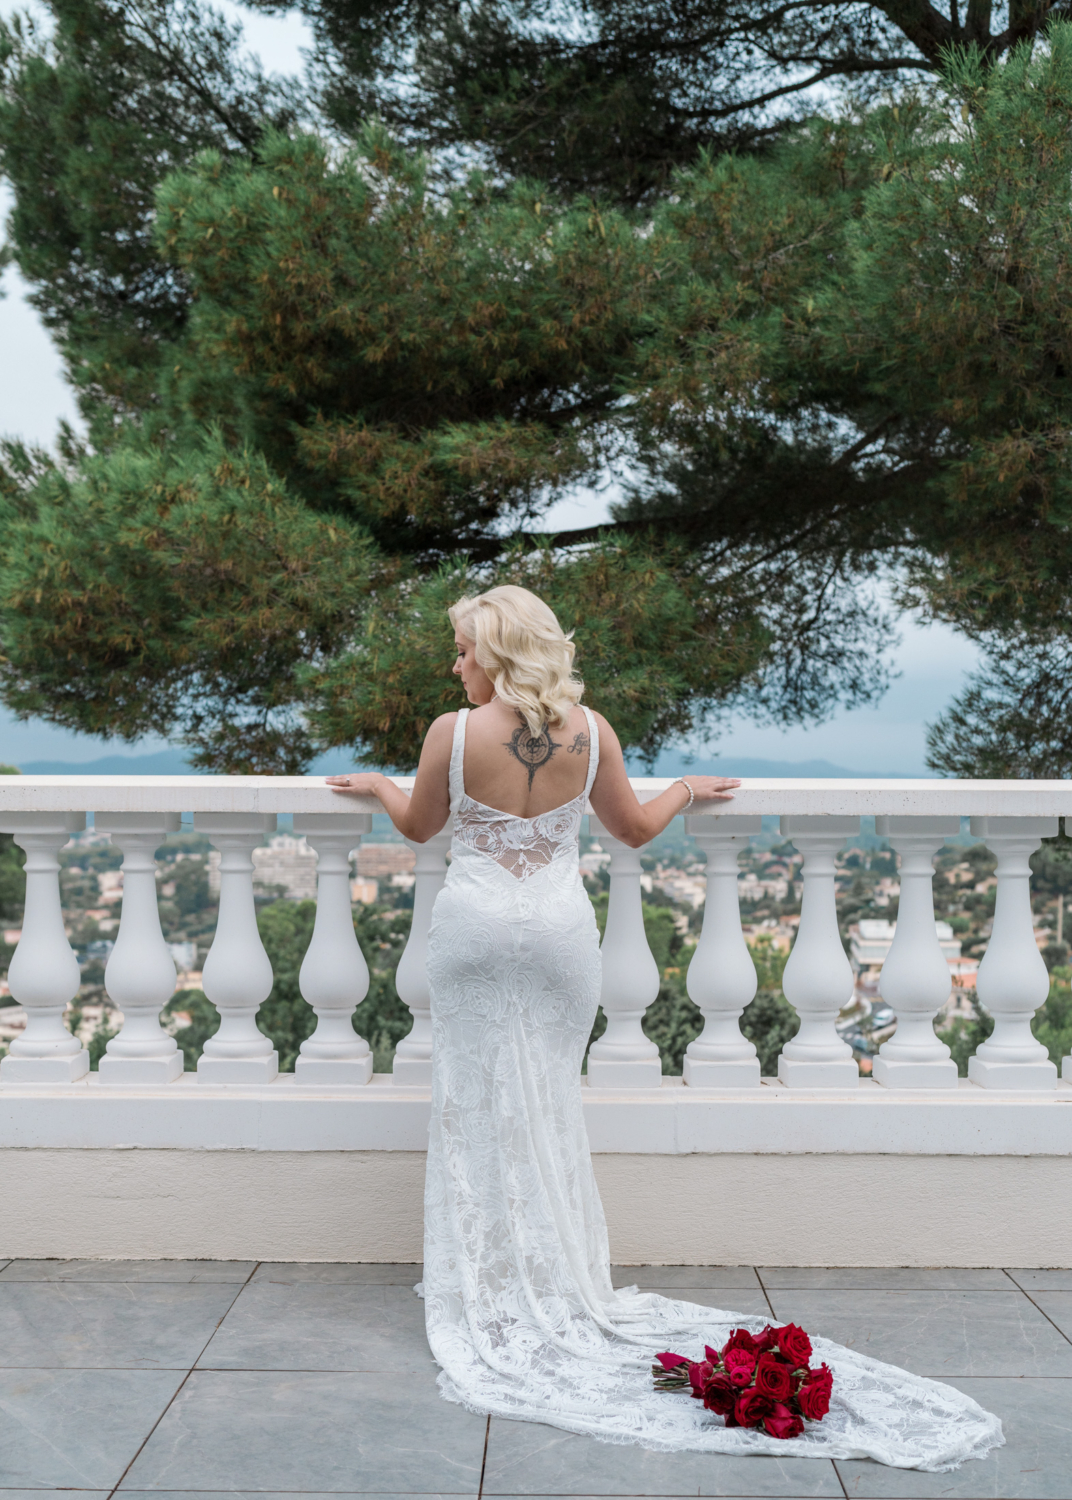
[0,774,1069,1093]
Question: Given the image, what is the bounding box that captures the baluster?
[871,817,960,1088]
[0,813,87,1083]
[96,812,185,1085]
[777,816,860,1088]
[292,813,374,1085]
[682,815,763,1087]
[968,816,1058,1090]
[194,813,278,1085]
[392,824,452,1087]
[586,818,662,1089]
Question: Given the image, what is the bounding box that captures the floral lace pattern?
[420,709,1004,1471]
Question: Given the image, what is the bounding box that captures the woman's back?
[460,700,593,819]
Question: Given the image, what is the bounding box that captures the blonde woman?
[327,586,1001,1470]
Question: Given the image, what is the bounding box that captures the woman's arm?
[587,713,739,848]
[325,712,455,842]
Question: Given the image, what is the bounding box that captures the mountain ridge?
[5,749,928,778]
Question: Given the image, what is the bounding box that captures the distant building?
[738,871,790,902]
[849,919,978,1001]
[350,878,379,905]
[208,835,319,900]
[356,844,416,878]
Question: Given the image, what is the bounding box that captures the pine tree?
[3,1,1072,773]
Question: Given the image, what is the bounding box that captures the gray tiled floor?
[0,1260,1066,1497]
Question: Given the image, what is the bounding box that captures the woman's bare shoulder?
[585,709,621,748]
[419,712,459,757]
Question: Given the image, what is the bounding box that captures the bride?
[328,585,1002,1472]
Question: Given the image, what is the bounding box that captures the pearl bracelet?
[672,777,695,811]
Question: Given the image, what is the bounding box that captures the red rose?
[753,1325,779,1353]
[734,1388,775,1429]
[798,1363,833,1421]
[754,1352,794,1402]
[701,1373,738,1417]
[724,1348,757,1385]
[655,1352,689,1373]
[687,1360,714,1398]
[764,1402,805,1440]
[722,1328,762,1357]
[774,1323,813,1367]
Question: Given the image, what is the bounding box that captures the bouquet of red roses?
[653,1323,832,1440]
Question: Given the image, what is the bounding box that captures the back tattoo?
[504,723,563,789]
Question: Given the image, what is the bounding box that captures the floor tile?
[197,1282,433,1371]
[119,1495,473,1499]
[481,1419,843,1496]
[119,1368,487,1492]
[612,1266,763,1290]
[763,1289,1072,1378]
[621,1290,774,1322]
[835,1376,1071,1498]
[1007,1270,1072,1293]
[0,1259,255,1283]
[1021,1292,1072,1342]
[0,1367,183,1488]
[249,1261,422,1285]
[0,1281,240,1369]
[757,1269,1014,1291]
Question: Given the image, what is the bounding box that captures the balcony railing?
[1,774,1069,1097]
[2,774,1072,1270]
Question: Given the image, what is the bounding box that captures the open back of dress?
[421,708,1002,1470]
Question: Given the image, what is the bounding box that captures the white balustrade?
[872,816,960,1089]
[0,779,1069,1103]
[392,825,452,1087]
[682,815,763,1087]
[969,816,1059,1091]
[96,812,185,1086]
[0,812,87,1083]
[586,818,662,1089]
[291,813,375,1085]
[194,813,279,1085]
[777,816,860,1088]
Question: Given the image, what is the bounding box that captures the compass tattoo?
[504,723,563,789]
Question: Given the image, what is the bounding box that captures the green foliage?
[290,0,1054,206]
[6,8,1072,773]
[0,0,300,443]
[163,898,413,1070]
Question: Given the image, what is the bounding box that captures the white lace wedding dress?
[421,706,1003,1471]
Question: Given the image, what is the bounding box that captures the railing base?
[295,1056,373,1087]
[682,1057,761,1088]
[391,1057,433,1087]
[0,1053,89,1084]
[778,1058,859,1088]
[969,1056,1058,1091]
[98,1053,184,1087]
[586,1059,663,1089]
[197,1054,280,1085]
[873,1057,958,1089]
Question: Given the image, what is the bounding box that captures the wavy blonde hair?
[449,585,583,734]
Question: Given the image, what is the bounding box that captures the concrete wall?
[1,1148,1068,1266]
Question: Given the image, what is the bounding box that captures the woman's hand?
[683,775,741,803]
[325,772,387,798]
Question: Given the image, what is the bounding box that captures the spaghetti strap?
[448,709,469,812]
[581,706,599,800]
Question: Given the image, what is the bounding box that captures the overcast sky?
[0,0,982,772]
